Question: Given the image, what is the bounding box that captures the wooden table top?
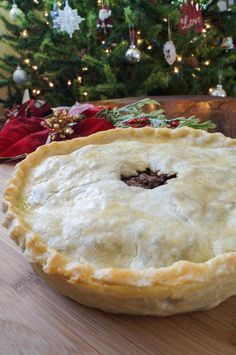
[1,96,236,354]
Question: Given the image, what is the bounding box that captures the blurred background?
[0,0,236,106]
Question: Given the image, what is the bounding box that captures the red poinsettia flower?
[0,101,115,160]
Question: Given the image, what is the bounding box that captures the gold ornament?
[44,109,81,141]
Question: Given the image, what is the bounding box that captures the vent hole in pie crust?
[121,168,177,189]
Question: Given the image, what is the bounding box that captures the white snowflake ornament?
[163,40,176,65]
[55,0,84,38]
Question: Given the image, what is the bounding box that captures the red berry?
[171,120,180,128]
[140,117,148,123]
[129,118,138,124]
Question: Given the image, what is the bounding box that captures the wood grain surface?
[1,97,236,355]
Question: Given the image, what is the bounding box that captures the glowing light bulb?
[137,31,141,35]
[22,30,28,37]
[24,58,30,64]
[77,76,82,83]
[177,55,182,62]
[82,67,88,71]
[33,89,40,95]
[49,82,54,88]
[205,60,210,66]
[68,80,72,86]
[83,92,88,96]
[147,45,152,50]
[32,65,38,70]
[209,88,213,93]
[174,67,179,74]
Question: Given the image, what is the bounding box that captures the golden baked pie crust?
[2,127,236,315]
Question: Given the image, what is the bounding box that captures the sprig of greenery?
[177,116,216,130]
[97,99,216,131]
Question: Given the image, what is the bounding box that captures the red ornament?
[179,0,203,34]
[171,120,180,128]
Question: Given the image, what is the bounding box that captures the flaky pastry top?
[3,127,236,287]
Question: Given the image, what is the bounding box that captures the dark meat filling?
[121,168,177,189]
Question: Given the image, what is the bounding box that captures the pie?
[3,127,236,315]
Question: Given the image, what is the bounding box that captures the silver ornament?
[163,40,176,65]
[13,65,27,84]
[211,84,226,97]
[126,44,141,63]
[9,3,23,20]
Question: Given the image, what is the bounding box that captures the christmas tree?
[0,0,236,107]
